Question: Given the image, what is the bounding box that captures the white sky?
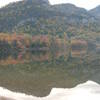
[0,0,21,8]
[0,0,100,10]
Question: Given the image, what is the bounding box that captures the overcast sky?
[0,0,100,10]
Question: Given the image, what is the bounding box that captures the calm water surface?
[0,45,100,97]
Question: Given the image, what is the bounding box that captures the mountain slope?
[89,6,100,19]
[0,0,100,39]
[0,0,52,32]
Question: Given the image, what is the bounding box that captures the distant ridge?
[89,5,100,19]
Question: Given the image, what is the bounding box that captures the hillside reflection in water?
[0,45,100,97]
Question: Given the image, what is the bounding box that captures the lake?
[0,44,100,97]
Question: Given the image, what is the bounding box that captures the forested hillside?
[0,0,100,40]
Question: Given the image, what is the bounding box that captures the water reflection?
[0,43,100,97]
[0,44,88,64]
